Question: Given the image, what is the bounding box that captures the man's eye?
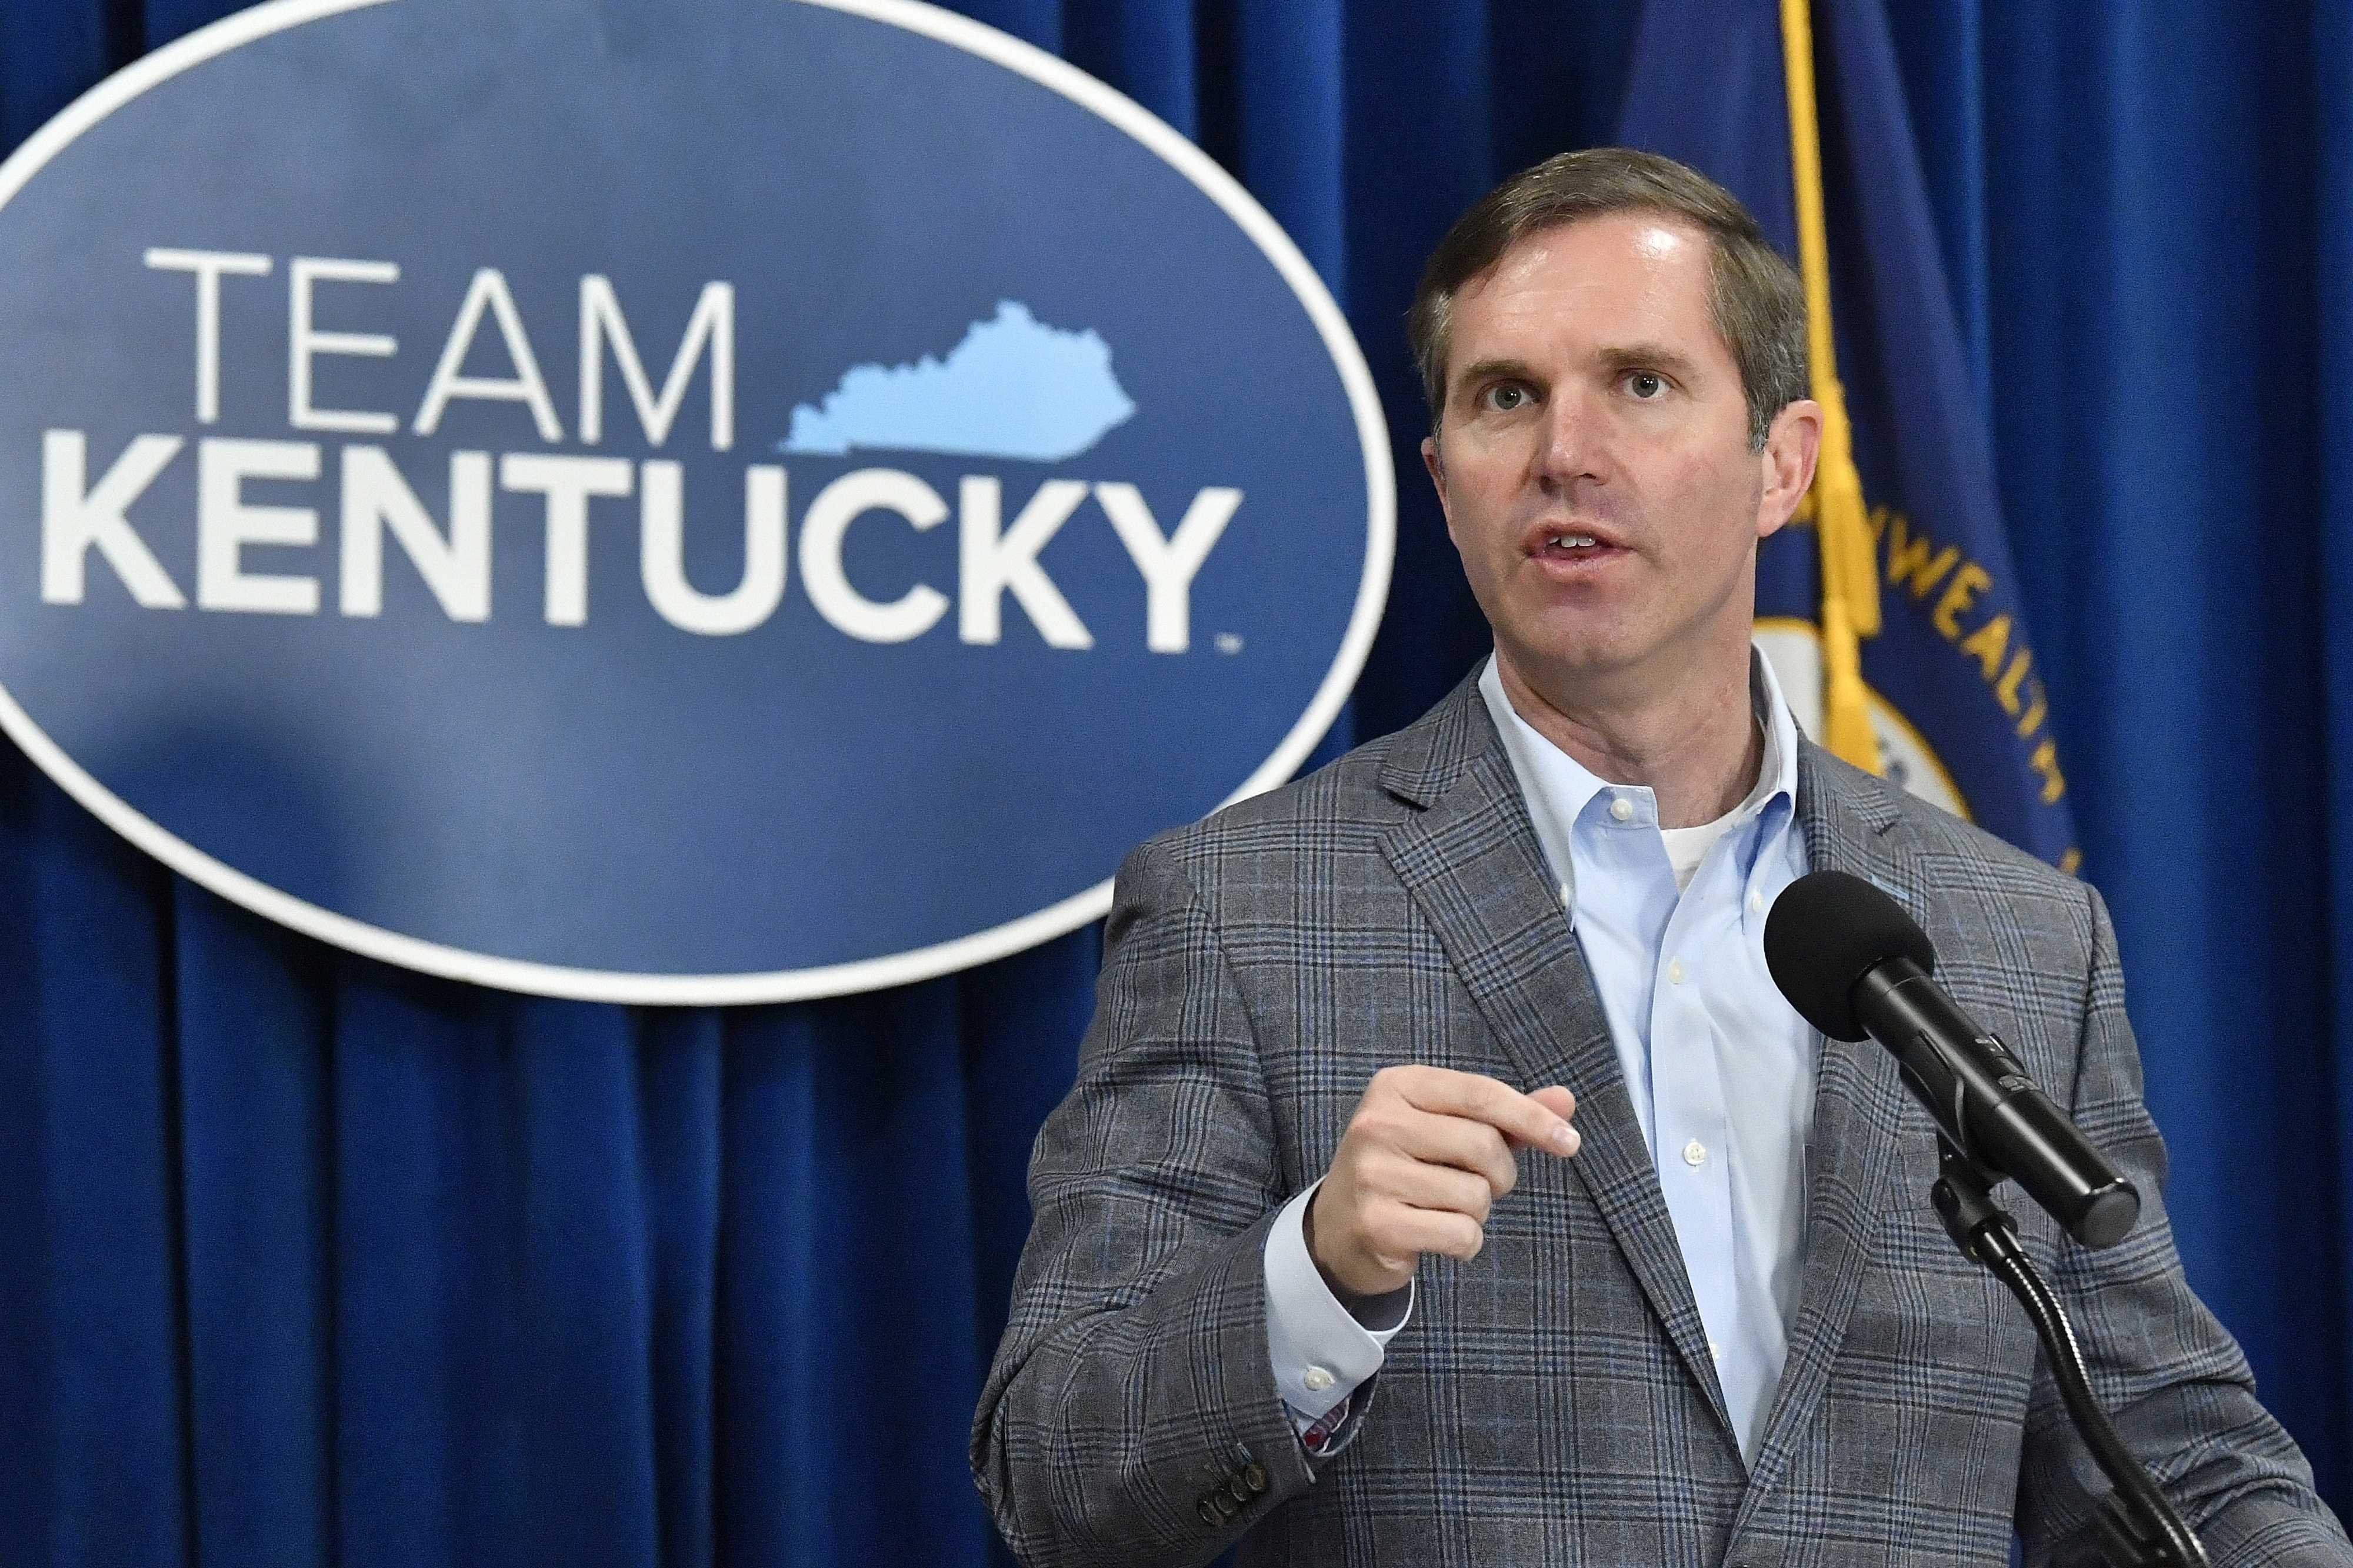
[1626,372,1666,399]
[1487,384,1528,412]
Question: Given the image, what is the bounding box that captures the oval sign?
[0,0,1392,1002]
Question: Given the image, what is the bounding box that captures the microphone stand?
[1928,1141,2211,1568]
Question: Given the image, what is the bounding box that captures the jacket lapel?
[1737,743,1932,1517]
[1375,680,1735,1442]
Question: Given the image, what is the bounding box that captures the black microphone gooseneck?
[1764,870,2208,1568]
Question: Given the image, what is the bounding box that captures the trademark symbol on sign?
[1215,633,1243,655]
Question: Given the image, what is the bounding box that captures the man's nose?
[1532,385,1608,489]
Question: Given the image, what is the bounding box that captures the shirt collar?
[1477,646,1801,896]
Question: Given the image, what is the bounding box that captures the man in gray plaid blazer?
[973,151,2350,1566]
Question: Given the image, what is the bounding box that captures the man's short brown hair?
[1407,148,1808,450]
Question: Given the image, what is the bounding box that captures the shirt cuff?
[1262,1180,1413,1424]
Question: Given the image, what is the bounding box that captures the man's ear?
[1422,433,1460,546]
[1757,399,1822,539]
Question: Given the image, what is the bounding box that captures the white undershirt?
[1660,809,1741,893]
[1657,721,1774,892]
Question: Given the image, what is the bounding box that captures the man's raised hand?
[1306,1065,1580,1301]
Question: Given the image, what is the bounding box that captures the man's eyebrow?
[1597,342,1702,379]
[1451,357,1532,395]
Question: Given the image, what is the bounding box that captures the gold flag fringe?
[1781,0,1884,773]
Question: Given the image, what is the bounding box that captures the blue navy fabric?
[974,673,2350,1567]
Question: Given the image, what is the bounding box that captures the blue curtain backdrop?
[0,1,2347,1563]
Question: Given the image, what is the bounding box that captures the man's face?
[1422,213,1808,706]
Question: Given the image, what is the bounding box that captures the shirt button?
[1666,959,1685,985]
[1709,1340,1724,1360]
[1302,1366,1335,1393]
[1609,795,1634,822]
[1748,890,1765,916]
[1683,1139,1708,1167]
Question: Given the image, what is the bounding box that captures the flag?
[1617,0,2079,872]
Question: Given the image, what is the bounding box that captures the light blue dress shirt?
[1264,650,1815,1464]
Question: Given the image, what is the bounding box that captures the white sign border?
[0,0,1397,1005]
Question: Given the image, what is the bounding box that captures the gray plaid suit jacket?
[973,675,2350,1567]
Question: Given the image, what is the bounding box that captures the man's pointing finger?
[1527,1085,1581,1155]
[1400,1069,1579,1156]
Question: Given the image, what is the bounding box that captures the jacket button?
[1212,1491,1239,1520]
[1244,1462,1269,1494]
[1197,1498,1221,1526]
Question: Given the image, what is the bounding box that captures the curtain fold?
[2323,0,2353,1519]
[0,2,2344,1564]
[1975,0,2345,1477]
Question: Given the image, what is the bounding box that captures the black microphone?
[1763,870,2140,1250]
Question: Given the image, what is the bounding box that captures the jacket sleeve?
[971,837,1321,1568]
[2018,883,2352,1566]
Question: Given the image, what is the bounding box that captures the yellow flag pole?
[1780,0,1883,773]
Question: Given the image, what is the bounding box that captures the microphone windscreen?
[1764,870,1937,1041]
